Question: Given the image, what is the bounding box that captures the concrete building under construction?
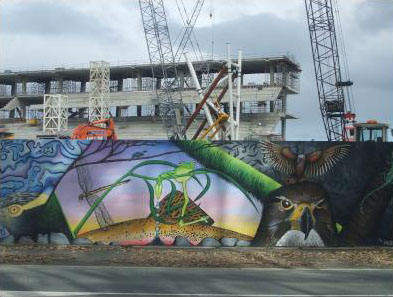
[0,56,300,140]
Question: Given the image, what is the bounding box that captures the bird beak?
[290,203,316,239]
[300,207,313,240]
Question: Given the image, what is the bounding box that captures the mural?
[0,139,392,247]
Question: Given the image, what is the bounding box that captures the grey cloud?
[1,1,391,140]
[3,2,122,42]
[191,5,392,139]
[194,13,307,59]
[356,1,393,33]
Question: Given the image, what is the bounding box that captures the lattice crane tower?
[139,0,185,139]
[305,0,354,141]
[43,94,68,134]
[88,61,110,122]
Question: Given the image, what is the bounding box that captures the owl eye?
[281,199,293,210]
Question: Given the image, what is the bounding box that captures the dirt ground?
[1,245,393,269]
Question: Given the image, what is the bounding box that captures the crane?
[139,0,204,140]
[305,0,391,142]
[305,0,355,141]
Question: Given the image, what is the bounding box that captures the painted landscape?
[1,140,392,247]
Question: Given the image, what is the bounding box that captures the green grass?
[175,140,281,201]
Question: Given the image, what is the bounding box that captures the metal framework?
[184,45,242,141]
[43,94,68,134]
[139,0,186,139]
[88,61,110,122]
[305,0,351,141]
[174,0,205,62]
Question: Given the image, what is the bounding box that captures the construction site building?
[0,56,300,140]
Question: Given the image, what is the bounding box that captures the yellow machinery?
[352,121,390,142]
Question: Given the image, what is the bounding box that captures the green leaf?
[166,180,177,215]
[336,222,343,234]
[195,174,211,201]
[130,160,177,173]
[191,168,259,212]
[154,180,163,199]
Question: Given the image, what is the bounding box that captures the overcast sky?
[0,0,392,140]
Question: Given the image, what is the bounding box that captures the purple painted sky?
[55,141,262,236]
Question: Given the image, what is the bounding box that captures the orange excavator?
[71,118,118,140]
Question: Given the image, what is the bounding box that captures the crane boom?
[305,0,353,141]
[174,0,205,62]
[139,0,186,139]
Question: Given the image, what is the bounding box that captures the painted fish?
[77,217,252,246]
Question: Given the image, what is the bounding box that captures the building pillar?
[116,107,122,117]
[118,79,124,92]
[57,77,63,94]
[17,105,26,119]
[281,117,286,141]
[283,65,288,87]
[137,72,142,91]
[197,73,203,87]
[80,81,86,93]
[223,103,229,114]
[270,66,275,86]
[155,78,161,90]
[178,70,185,89]
[78,108,85,118]
[11,82,17,96]
[270,101,275,112]
[137,105,142,117]
[44,81,51,94]
[22,80,27,95]
[282,96,287,113]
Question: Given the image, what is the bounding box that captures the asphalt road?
[0,265,393,297]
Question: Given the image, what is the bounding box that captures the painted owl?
[253,182,336,247]
[260,141,351,183]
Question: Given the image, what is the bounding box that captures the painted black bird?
[260,141,350,182]
[253,182,336,247]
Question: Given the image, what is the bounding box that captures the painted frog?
[154,161,209,227]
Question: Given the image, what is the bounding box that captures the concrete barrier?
[0,139,392,247]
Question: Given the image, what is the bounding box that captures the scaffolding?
[43,94,68,134]
[88,61,110,122]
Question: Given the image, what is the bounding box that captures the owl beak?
[301,207,313,240]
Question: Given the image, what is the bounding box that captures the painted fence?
[0,140,392,247]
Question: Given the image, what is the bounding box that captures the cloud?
[2,1,122,43]
[194,12,307,58]
[356,1,393,33]
[191,2,392,140]
[0,0,391,140]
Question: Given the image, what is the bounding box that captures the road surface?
[0,265,392,296]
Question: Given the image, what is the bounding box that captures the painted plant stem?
[74,157,262,235]
[73,171,153,236]
[74,160,207,235]
[175,140,282,199]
